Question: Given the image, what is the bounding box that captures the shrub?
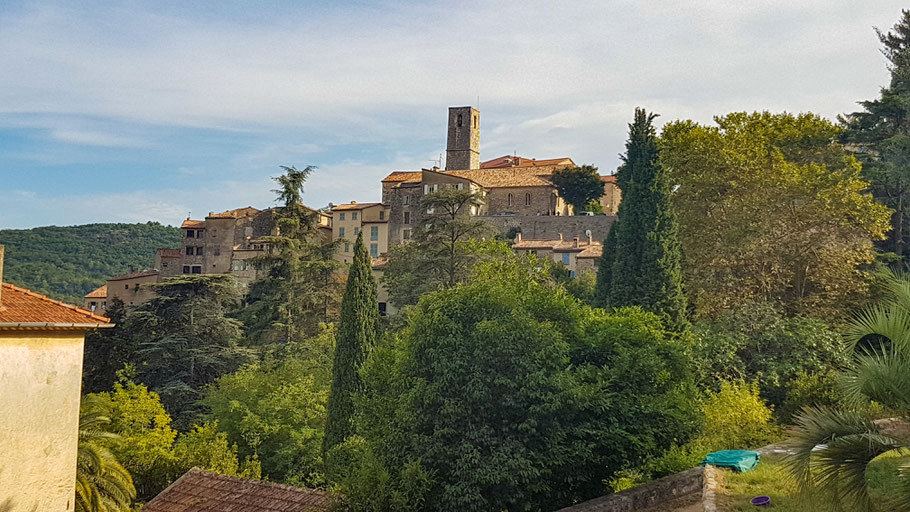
[698,381,778,451]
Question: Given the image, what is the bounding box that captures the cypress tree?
[599,108,687,330]
[324,231,379,453]
[594,224,616,308]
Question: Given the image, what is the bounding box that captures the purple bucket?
[750,495,771,506]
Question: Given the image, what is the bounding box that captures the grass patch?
[721,452,910,511]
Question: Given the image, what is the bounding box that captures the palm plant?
[75,396,136,512]
[786,269,910,510]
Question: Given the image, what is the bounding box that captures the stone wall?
[556,467,705,512]
[483,214,616,241]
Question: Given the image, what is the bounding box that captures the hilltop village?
[83,107,618,316]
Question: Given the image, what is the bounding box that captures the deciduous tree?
[550,165,605,214]
[661,111,891,319]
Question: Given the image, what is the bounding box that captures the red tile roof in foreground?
[142,468,333,512]
[0,283,111,327]
[84,285,108,299]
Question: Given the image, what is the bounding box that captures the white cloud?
[50,129,149,148]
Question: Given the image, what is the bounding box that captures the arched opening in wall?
[508,193,513,207]
[457,114,463,127]
[525,193,531,206]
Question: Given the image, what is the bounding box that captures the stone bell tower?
[445,106,480,170]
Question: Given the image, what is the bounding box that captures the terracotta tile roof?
[381,171,422,183]
[157,248,183,258]
[332,202,385,211]
[142,468,333,512]
[108,270,160,282]
[481,155,576,169]
[577,244,604,259]
[0,283,111,327]
[513,237,601,253]
[207,206,261,219]
[181,219,206,229]
[84,285,108,299]
[600,175,617,183]
[371,257,389,270]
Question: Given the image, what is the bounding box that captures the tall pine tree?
[324,231,379,453]
[842,10,910,258]
[596,108,687,330]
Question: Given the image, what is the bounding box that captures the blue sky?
[0,1,906,229]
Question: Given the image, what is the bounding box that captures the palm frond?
[840,348,910,410]
[844,304,910,353]
[785,406,903,511]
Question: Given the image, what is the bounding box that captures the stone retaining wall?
[482,214,616,241]
[555,466,704,512]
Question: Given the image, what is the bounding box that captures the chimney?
[0,244,4,305]
[574,237,580,247]
[558,233,564,241]
[515,232,522,243]
[587,233,593,245]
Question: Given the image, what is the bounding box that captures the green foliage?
[598,108,687,331]
[0,222,180,304]
[355,272,699,511]
[688,302,849,413]
[325,232,379,454]
[125,274,254,427]
[661,111,891,319]
[83,299,133,393]
[91,380,257,502]
[240,165,342,343]
[550,164,605,213]
[697,381,778,451]
[842,9,910,259]
[563,269,597,305]
[326,436,433,512]
[75,396,136,512]
[785,268,910,510]
[202,327,334,485]
[382,195,503,307]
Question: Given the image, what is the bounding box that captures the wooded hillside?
[0,223,180,304]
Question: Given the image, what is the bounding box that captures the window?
[424,184,429,194]
[233,260,240,271]
[570,270,576,278]
[183,265,191,274]
[196,230,204,238]
[474,115,478,127]
[456,183,463,190]
[196,246,204,256]
[90,301,97,309]
[191,265,202,274]
[162,262,168,268]
[124,284,129,290]
[354,227,360,236]
[525,193,532,206]
[432,184,438,192]
[379,302,387,316]
[403,229,411,240]
[340,212,346,220]
[186,229,194,238]
[404,195,410,205]
[344,242,350,253]
[352,212,358,220]
[339,226,345,237]
[379,210,385,220]
[404,211,411,225]
[562,253,571,265]
[186,246,194,255]
[470,205,477,215]
[370,226,379,241]
[457,113,463,127]
[508,193,513,206]
[214,247,220,256]
[370,243,378,258]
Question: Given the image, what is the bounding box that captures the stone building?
[83,284,107,312]
[511,232,603,277]
[599,174,621,215]
[381,106,618,244]
[0,245,113,512]
[106,269,160,307]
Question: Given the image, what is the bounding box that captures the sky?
[0,1,906,229]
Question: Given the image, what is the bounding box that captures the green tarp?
[701,449,760,472]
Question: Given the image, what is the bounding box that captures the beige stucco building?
[0,245,112,512]
[331,202,391,264]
